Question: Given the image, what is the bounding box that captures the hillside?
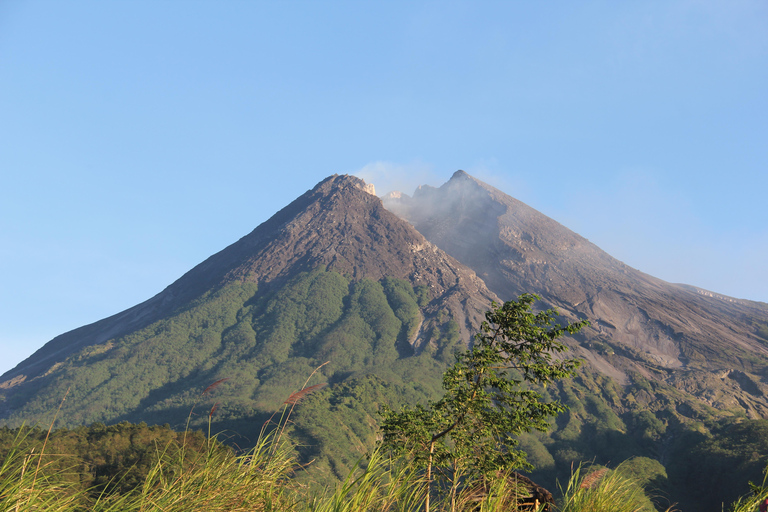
[1,175,493,388]
[384,170,768,417]
[0,174,499,481]
[2,172,768,510]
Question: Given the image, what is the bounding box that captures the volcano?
[2,171,768,509]
[0,174,497,428]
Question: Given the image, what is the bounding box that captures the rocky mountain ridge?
[0,174,496,408]
[383,170,768,417]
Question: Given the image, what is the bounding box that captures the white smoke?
[353,161,442,197]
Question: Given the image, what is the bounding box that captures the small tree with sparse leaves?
[380,293,588,511]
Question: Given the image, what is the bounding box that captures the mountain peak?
[450,169,470,180]
[1,174,497,386]
[384,172,768,393]
[314,174,375,195]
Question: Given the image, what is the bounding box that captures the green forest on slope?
[2,267,767,510]
[0,268,459,458]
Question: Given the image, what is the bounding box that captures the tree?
[380,294,587,510]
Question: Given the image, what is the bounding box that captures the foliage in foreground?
[5,418,766,512]
[3,290,767,511]
[0,422,295,512]
[557,463,666,512]
[381,294,587,510]
[0,420,651,512]
[1,394,766,511]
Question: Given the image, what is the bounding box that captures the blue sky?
[1,1,766,376]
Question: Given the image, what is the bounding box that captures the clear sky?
[1,1,766,377]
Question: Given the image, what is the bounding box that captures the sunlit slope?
[0,175,495,444]
[2,175,493,390]
[384,170,768,418]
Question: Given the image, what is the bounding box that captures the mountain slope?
[1,175,493,390]
[383,170,768,417]
[0,175,498,463]
[3,172,768,510]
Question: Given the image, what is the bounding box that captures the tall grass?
[727,462,768,512]
[309,449,426,512]
[115,429,296,512]
[0,379,305,512]
[3,375,758,512]
[557,463,676,512]
[0,427,84,511]
[0,423,298,512]
[6,424,764,511]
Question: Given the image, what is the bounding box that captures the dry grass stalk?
[31,387,70,494]
[202,378,230,395]
[283,383,327,405]
[579,468,609,490]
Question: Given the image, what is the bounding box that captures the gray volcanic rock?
[1,174,496,389]
[383,170,768,417]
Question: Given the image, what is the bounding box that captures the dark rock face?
[383,170,768,417]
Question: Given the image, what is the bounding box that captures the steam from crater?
[354,161,441,199]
